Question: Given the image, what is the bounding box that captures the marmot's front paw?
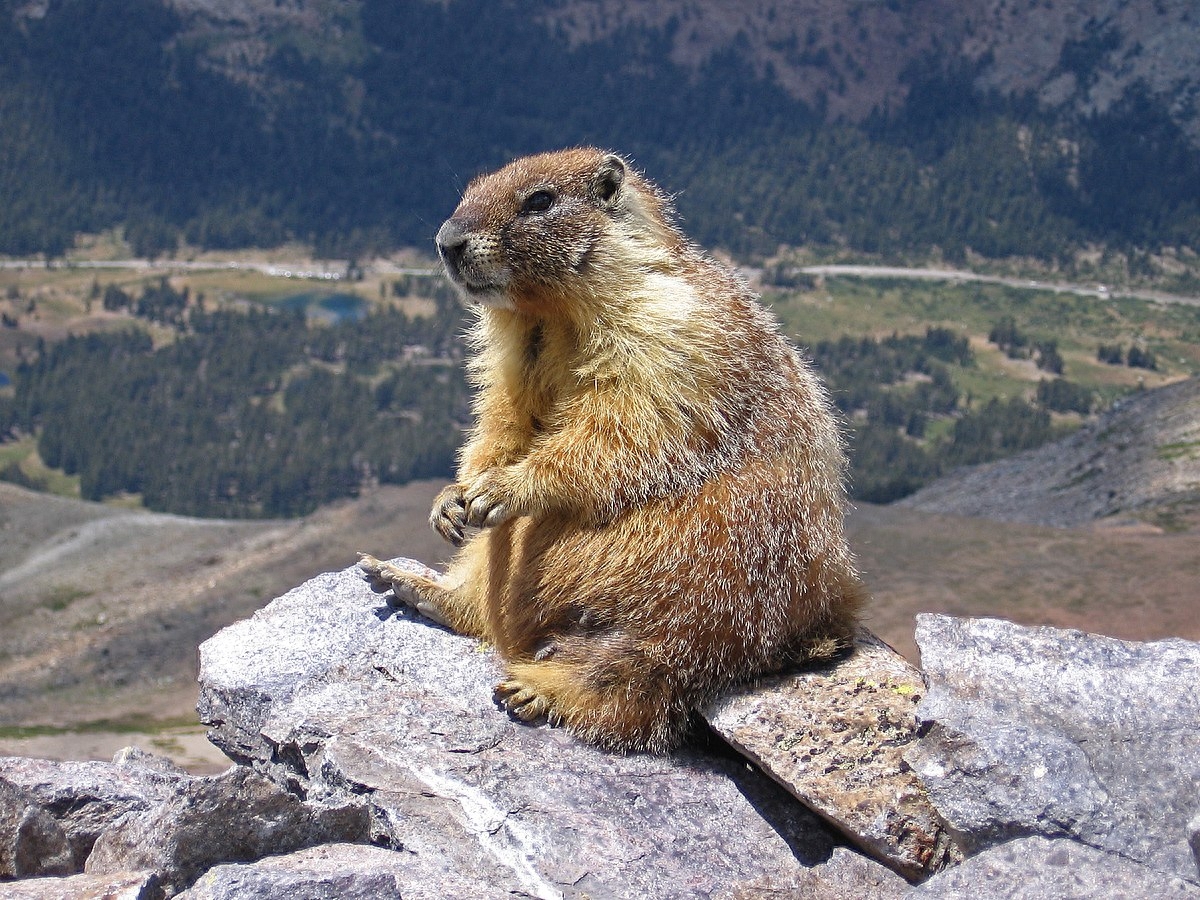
[429,484,468,546]
[463,470,518,529]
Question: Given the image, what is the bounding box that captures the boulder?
[0,748,187,871]
[197,561,843,898]
[0,775,74,878]
[706,629,960,879]
[911,836,1200,899]
[85,764,369,896]
[906,614,1200,884]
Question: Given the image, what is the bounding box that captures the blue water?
[279,292,367,323]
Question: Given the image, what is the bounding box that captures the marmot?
[360,147,865,753]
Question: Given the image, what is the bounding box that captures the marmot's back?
[362,148,865,752]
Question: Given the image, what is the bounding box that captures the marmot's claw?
[463,491,512,529]
[495,679,552,723]
[462,471,517,529]
[429,485,468,545]
[432,516,465,546]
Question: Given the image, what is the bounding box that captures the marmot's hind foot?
[357,553,450,627]
[494,678,556,724]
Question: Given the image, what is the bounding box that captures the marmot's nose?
[435,219,468,270]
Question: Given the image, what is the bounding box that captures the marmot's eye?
[521,190,555,215]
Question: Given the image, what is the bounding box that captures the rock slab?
[197,560,842,899]
[0,869,162,900]
[906,614,1200,884]
[912,835,1200,899]
[178,841,509,900]
[706,628,960,880]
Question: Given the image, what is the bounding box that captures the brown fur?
[360,148,865,753]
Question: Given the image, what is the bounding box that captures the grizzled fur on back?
[359,147,865,753]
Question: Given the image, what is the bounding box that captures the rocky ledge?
[3,560,1199,898]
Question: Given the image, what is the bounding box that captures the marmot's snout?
[435,218,468,279]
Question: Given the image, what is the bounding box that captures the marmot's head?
[435,148,681,312]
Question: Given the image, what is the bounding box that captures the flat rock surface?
[177,841,511,900]
[705,629,959,880]
[0,869,161,900]
[197,560,843,899]
[906,614,1200,884]
[910,836,1200,899]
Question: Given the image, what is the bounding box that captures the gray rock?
[85,765,369,897]
[197,561,842,899]
[906,614,1200,883]
[0,750,187,871]
[725,846,911,899]
[1190,812,1200,876]
[706,628,960,880]
[177,842,509,900]
[0,776,74,878]
[910,836,1200,899]
[0,869,162,900]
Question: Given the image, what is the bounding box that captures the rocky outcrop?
[84,766,368,896]
[900,376,1200,527]
[1,748,187,873]
[194,562,856,898]
[906,613,1200,883]
[3,562,1200,898]
[0,747,367,898]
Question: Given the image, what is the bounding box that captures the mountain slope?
[3,0,1198,258]
[0,480,452,730]
[900,376,1200,528]
[538,0,1200,141]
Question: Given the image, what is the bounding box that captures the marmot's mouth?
[442,259,506,293]
[466,289,515,310]
[445,265,511,299]
[444,272,513,309]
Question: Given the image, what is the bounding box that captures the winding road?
[3,257,1198,307]
[797,264,1200,308]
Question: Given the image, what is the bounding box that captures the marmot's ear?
[592,154,626,208]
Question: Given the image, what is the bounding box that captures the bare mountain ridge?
[901,375,1200,528]
[155,0,1200,143]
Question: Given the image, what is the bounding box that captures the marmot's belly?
[483,468,826,667]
